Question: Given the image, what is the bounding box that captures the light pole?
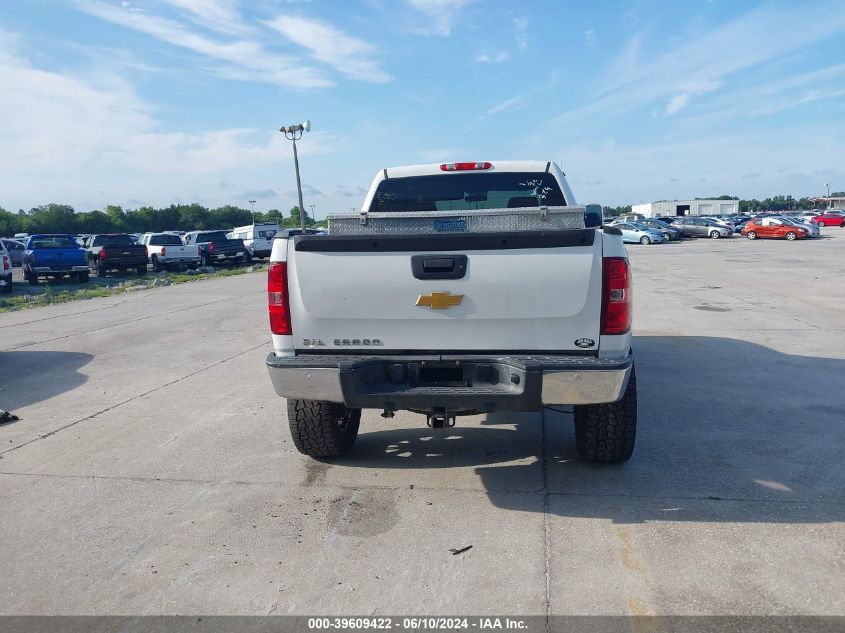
[280,120,311,231]
[309,204,315,222]
[825,183,831,209]
[249,199,256,225]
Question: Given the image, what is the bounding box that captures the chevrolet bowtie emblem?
[416,291,464,310]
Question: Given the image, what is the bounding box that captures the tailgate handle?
[412,254,467,280]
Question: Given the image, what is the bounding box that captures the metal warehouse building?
[631,199,740,218]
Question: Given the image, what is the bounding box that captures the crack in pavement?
[2,296,238,351]
[1,469,841,507]
[0,340,270,456]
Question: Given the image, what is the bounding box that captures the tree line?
[0,203,320,237]
[2,192,841,237]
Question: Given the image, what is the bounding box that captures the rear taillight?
[268,262,291,335]
[440,162,492,171]
[144,246,149,257]
[601,257,631,335]
[209,242,215,253]
[2,256,8,272]
[160,247,166,256]
[100,248,107,259]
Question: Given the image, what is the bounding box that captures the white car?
[611,221,666,244]
[0,240,12,293]
[266,160,637,464]
[229,223,279,259]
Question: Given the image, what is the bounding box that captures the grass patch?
[0,263,266,313]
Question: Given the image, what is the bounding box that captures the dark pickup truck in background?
[83,234,148,276]
[183,231,249,266]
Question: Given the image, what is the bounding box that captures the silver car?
[779,216,820,237]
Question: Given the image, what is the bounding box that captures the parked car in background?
[741,217,808,240]
[83,234,148,276]
[183,230,249,266]
[0,241,12,293]
[23,234,89,284]
[810,212,845,227]
[673,217,733,238]
[0,239,25,266]
[639,218,683,241]
[228,223,280,259]
[613,222,665,244]
[778,216,820,238]
[138,233,202,271]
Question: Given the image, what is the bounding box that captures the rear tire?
[287,399,361,458]
[26,268,38,285]
[152,256,163,273]
[242,252,252,265]
[573,365,637,463]
[137,264,146,275]
[746,231,757,240]
[96,261,107,277]
[785,231,796,241]
[818,221,826,227]
[77,271,89,283]
[2,273,11,293]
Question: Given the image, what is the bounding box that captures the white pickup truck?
[138,233,202,271]
[266,161,636,463]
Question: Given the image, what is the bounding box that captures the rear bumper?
[266,352,633,411]
[32,265,88,274]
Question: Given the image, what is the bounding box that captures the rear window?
[197,232,228,241]
[31,237,78,249]
[368,172,566,213]
[150,234,183,245]
[94,234,134,247]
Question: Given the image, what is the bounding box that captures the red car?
[741,218,807,240]
[811,212,845,227]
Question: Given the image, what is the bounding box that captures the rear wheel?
[2,273,11,293]
[785,231,797,241]
[96,261,107,277]
[639,236,651,245]
[152,256,163,272]
[710,230,720,239]
[77,271,89,283]
[26,268,38,285]
[202,253,212,267]
[818,221,826,227]
[573,366,637,463]
[137,264,146,275]
[746,231,757,240]
[287,399,361,458]
[242,252,252,265]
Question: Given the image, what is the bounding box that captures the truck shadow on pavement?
[0,351,93,412]
[342,336,845,523]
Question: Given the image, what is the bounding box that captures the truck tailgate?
[288,231,603,353]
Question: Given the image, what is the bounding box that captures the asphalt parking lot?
[0,232,843,617]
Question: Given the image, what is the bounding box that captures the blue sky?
[1,0,844,217]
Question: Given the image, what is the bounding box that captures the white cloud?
[159,0,247,34]
[74,0,332,88]
[264,15,392,83]
[405,0,473,37]
[0,40,342,210]
[584,28,596,45]
[664,80,722,115]
[513,16,528,49]
[486,96,523,116]
[475,50,509,64]
[664,94,689,116]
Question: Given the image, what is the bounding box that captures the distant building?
[630,199,739,218]
[811,197,845,211]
